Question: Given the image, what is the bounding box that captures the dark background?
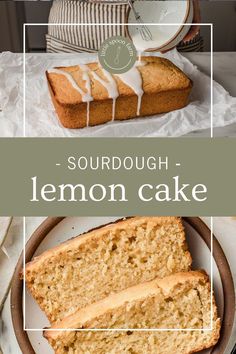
[0,0,236,52]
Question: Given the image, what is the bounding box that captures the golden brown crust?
[46,56,192,128]
[44,270,220,343]
[25,216,185,271]
[43,269,220,354]
[44,271,208,334]
[45,322,221,354]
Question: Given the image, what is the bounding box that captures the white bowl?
[127,0,194,52]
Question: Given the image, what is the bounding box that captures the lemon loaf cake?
[44,271,220,354]
[25,217,191,323]
[46,56,192,128]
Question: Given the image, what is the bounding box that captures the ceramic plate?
[11,217,235,354]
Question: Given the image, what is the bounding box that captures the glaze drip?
[48,68,93,103]
[91,69,119,122]
[116,61,145,116]
[49,60,146,125]
[79,64,93,127]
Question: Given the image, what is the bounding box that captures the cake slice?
[25,217,191,323]
[44,271,220,354]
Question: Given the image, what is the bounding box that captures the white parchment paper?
[0,53,23,137]
[0,50,236,137]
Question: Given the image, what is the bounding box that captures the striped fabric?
[47,0,129,53]
[177,33,204,52]
[47,0,203,53]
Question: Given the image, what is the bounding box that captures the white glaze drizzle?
[48,68,93,103]
[116,61,146,116]
[137,51,143,63]
[49,61,146,125]
[91,69,119,121]
[79,64,93,127]
[48,67,93,127]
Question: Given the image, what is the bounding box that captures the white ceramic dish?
[127,0,194,52]
[23,217,223,354]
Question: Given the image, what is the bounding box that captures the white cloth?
[0,53,23,137]
[0,50,236,137]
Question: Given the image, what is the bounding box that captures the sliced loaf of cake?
[25,217,191,323]
[44,271,220,354]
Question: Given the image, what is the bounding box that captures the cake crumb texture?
[44,271,220,354]
[25,216,191,323]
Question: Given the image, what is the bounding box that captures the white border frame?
[23,22,214,332]
[23,23,213,138]
[23,216,214,332]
